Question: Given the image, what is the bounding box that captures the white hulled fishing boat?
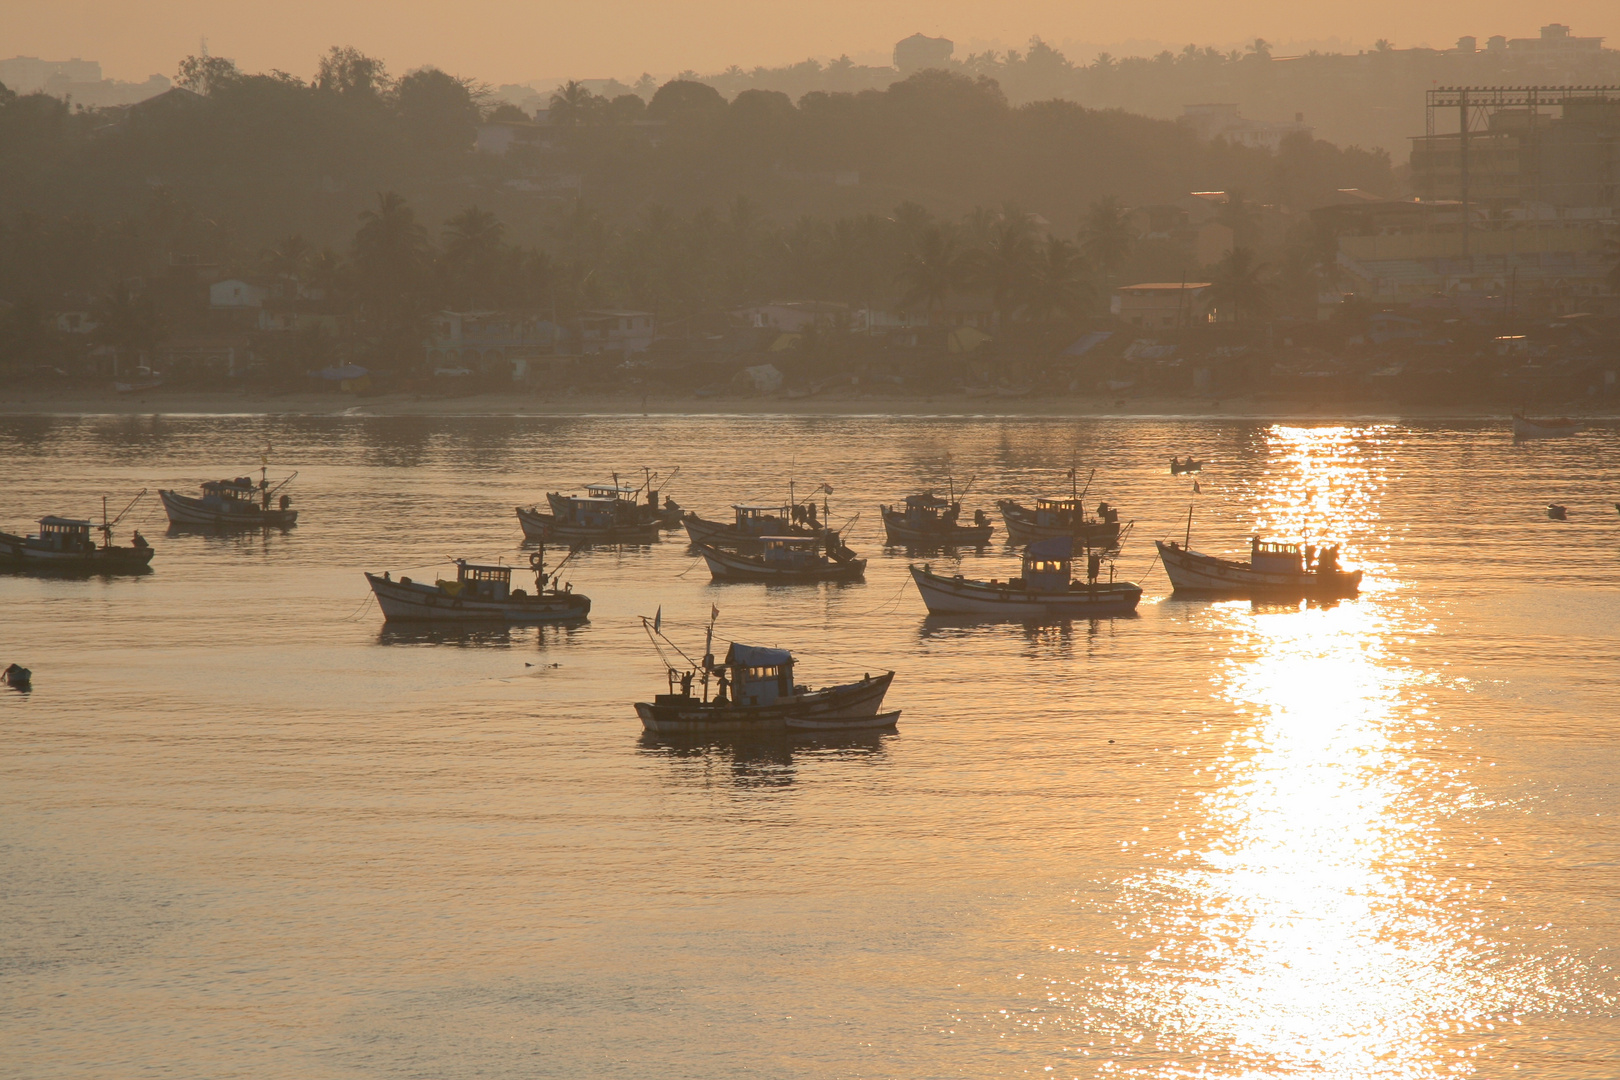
[909,536,1141,616]
[1,493,154,575]
[159,465,297,528]
[1155,536,1362,598]
[365,547,589,622]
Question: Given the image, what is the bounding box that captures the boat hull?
[0,532,154,574]
[365,573,590,622]
[1512,415,1583,439]
[159,489,297,529]
[997,501,1122,547]
[909,564,1141,616]
[682,514,826,554]
[697,543,865,582]
[1155,540,1362,598]
[635,672,896,734]
[516,506,659,543]
[880,510,993,546]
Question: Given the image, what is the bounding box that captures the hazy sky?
[11,0,1619,85]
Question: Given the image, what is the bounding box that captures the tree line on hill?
[0,47,1396,377]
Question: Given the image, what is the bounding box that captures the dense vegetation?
[0,48,1398,376]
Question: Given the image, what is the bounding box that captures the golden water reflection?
[1061,426,1550,1076]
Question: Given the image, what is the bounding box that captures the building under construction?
[1410,85,1620,208]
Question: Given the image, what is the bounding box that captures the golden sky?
[12,0,1619,85]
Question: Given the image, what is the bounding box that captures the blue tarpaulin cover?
[726,643,793,667]
[1025,536,1074,559]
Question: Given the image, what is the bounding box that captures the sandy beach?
[2,385,1602,420]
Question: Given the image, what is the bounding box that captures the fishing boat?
[998,496,1123,547]
[683,496,832,554]
[517,489,662,543]
[909,536,1141,616]
[1512,412,1584,439]
[881,492,994,546]
[1170,456,1203,474]
[159,465,297,528]
[1155,536,1363,598]
[364,547,589,622]
[635,625,898,734]
[998,469,1125,547]
[697,535,866,582]
[544,469,685,529]
[0,492,155,574]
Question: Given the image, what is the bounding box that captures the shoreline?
[2,388,1613,421]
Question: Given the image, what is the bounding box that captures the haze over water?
[3,412,1618,1078]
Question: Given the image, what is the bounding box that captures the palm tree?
[1079,196,1136,287]
[354,192,429,277]
[548,81,602,126]
[1206,247,1273,324]
[897,226,970,321]
[961,214,1035,329]
[93,285,165,377]
[353,192,432,360]
[441,206,505,308]
[1023,236,1096,323]
[1215,190,1261,249]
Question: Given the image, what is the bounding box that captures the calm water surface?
[2,413,1618,1079]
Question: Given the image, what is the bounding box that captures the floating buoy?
[1547,504,1568,520]
[3,663,31,690]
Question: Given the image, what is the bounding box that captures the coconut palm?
[1206,246,1273,324]
[961,214,1035,329]
[897,226,970,320]
[1079,195,1135,287]
[1023,236,1096,323]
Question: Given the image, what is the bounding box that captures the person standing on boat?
[132,531,149,549]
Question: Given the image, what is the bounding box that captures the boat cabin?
[903,492,956,522]
[201,479,258,503]
[1033,497,1082,526]
[717,642,796,706]
[35,516,95,552]
[1021,536,1075,592]
[1250,539,1304,574]
[732,503,792,534]
[559,495,627,528]
[760,535,824,568]
[452,560,513,600]
[583,483,639,505]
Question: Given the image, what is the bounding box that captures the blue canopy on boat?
[726,642,793,667]
[1026,536,1074,559]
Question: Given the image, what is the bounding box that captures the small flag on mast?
[653,606,661,634]
[1193,481,1201,494]
[710,604,719,622]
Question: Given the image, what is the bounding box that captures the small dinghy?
[697,535,866,583]
[365,547,589,623]
[4,663,32,690]
[1156,536,1362,598]
[683,497,832,554]
[1512,412,1583,439]
[1,493,155,575]
[881,491,993,546]
[159,465,297,529]
[1547,504,1569,520]
[1170,456,1203,474]
[909,536,1142,616]
[635,621,898,734]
